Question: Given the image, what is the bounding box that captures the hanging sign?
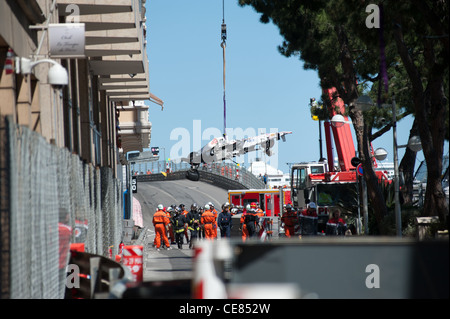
[48,23,85,58]
[131,176,137,193]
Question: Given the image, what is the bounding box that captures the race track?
[133,179,229,228]
[132,179,229,282]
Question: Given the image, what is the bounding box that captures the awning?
[150,93,164,109]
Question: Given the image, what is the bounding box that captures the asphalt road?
[132,179,229,282]
[133,178,229,227]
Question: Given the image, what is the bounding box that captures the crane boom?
[323,87,356,172]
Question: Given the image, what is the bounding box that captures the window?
[296,168,307,189]
[311,165,324,174]
[316,183,358,208]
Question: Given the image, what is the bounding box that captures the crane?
[221,0,227,140]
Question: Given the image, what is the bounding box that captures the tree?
[239,0,449,232]
[239,0,391,232]
[348,0,449,221]
[389,0,449,225]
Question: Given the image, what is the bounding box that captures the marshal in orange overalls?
[153,209,170,249]
[201,209,216,240]
[240,213,248,241]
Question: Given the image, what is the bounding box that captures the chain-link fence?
[0,116,123,299]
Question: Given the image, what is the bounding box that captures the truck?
[291,161,362,232]
[227,188,291,239]
[291,88,390,233]
[228,188,291,216]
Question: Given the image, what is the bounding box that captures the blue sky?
[144,0,447,174]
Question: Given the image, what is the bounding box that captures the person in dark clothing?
[281,204,298,238]
[245,203,259,238]
[171,207,188,249]
[298,202,318,236]
[197,206,205,240]
[218,202,232,238]
[326,209,347,236]
[186,203,201,248]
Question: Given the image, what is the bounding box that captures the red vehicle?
[291,88,390,232]
[228,188,291,216]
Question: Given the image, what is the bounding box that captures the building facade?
[0,0,162,175]
[0,0,162,298]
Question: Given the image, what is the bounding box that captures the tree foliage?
[239,0,449,231]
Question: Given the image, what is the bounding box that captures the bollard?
[122,245,143,282]
[115,242,125,263]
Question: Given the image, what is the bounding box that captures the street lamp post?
[392,96,402,237]
[393,103,422,236]
[310,98,326,161]
[353,95,403,236]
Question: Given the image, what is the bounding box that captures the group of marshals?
[152,202,235,250]
[281,202,348,237]
[152,201,349,250]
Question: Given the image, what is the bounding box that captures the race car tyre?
[186,169,200,181]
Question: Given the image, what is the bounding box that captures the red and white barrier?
[191,241,228,299]
[122,245,143,282]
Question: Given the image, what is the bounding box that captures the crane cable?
[221,0,227,139]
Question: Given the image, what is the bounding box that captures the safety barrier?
[191,240,229,299]
[0,116,124,299]
[135,160,266,190]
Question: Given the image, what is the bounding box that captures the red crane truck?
[291,88,390,233]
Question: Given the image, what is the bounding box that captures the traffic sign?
[357,163,364,176]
